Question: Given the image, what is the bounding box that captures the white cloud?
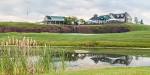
[0,0,149,24]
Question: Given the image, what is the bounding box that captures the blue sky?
[0,0,150,24]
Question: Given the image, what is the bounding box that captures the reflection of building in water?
[135,56,140,60]
[52,52,133,66]
[91,54,133,66]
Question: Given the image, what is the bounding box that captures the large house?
[43,16,65,24]
[89,12,132,24]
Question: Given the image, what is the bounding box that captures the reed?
[0,37,66,75]
[0,36,38,48]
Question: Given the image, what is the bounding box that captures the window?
[121,14,124,17]
[117,15,120,18]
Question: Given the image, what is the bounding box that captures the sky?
[0,0,150,24]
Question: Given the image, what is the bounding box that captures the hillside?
[0,22,135,33]
[0,22,150,48]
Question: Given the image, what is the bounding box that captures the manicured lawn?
[42,67,150,75]
[0,31,150,47]
[0,23,150,47]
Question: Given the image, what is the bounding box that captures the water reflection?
[14,52,150,70]
[52,52,150,68]
[62,53,133,65]
[90,54,133,65]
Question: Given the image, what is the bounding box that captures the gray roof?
[46,16,65,21]
[111,13,125,19]
[90,12,131,21]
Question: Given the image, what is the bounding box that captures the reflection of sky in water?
[129,57,150,66]
[29,54,150,69]
[63,55,150,68]
[67,57,111,68]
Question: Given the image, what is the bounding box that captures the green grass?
[0,22,150,47]
[42,67,150,75]
[0,30,150,47]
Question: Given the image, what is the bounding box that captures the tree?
[64,16,78,25]
[134,17,138,24]
[140,19,144,24]
[93,14,98,18]
[78,19,86,25]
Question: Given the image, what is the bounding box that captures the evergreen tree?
[140,19,144,24]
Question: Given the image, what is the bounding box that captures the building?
[89,12,132,24]
[44,16,65,25]
[89,14,111,24]
[109,12,132,23]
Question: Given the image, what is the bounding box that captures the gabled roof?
[90,15,111,20]
[111,13,125,19]
[90,12,131,21]
[45,16,65,21]
[90,16,99,20]
[110,12,131,19]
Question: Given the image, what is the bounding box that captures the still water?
[51,52,150,69]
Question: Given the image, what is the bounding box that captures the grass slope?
[0,22,150,47]
[42,67,150,75]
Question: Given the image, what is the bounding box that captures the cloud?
[0,0,150,24]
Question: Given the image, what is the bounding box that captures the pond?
[25,47,150,70]
[0,46,150,74]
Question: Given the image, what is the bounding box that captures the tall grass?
[0,37,66,75]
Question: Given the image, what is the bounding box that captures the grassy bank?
[0,22,131,33]
[0,31,150,47]
[43,67,150,75]
[0,22,150,47]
